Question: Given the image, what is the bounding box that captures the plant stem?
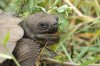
[60,42,74,63]
[63,0,84,16]
[4,46,20,66]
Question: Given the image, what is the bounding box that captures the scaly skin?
[11,38,40,66]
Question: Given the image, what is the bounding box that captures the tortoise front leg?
[12,38,40,66]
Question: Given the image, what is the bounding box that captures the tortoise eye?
[38,22,48,30]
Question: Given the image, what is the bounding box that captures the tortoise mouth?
[47,32,59,35]
[33,33,59,39]
[33,32,59,46]
[47,30,58,34]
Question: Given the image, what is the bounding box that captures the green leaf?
[57,4,69,13]
[59,14,69,32]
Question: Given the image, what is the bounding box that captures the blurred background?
[0,0,100,65]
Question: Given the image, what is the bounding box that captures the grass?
[0,0,100,66]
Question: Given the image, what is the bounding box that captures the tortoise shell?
[0,11,24,63]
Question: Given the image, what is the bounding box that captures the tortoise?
[0,11,59,66]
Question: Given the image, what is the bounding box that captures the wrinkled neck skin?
[19,21,59,47]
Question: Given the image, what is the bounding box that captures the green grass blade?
[2,32,10,46]
[80,57,100,66]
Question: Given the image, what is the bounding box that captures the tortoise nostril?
[46,22,58,34]
[54,22,57,25]
[53,22,58,27]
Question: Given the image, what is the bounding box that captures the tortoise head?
[20,12,59,47]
